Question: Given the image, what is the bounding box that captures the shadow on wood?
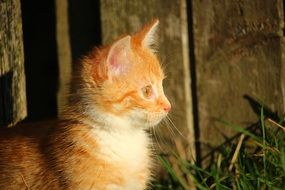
[0,71,13,127]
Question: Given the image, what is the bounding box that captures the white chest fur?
[95,126,151,169]
[92,123,152,189]
[83,109,153,189]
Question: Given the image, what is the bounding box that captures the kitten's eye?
[141,85,153,99]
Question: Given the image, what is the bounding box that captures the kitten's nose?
[158,98,171,113]
[164,106,171,113]
[163,104,171,113]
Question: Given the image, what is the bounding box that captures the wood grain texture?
[100,0,195,160]
[0,0,26,127]
[55,0,72,115]
[280,1,285,113]
[192,0,285,162]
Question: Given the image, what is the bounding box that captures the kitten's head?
[82,19,170,128]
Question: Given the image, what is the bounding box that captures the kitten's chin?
[127,109,168,129]
[143,113,167,129]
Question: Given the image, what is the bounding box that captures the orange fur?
[0,19,170,189]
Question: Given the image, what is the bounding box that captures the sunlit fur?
[0,19,170,189]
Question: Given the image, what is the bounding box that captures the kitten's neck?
[63,101,133,131]
[84,107,132,131]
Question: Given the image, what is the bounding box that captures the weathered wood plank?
[55,0,72,115]
[192,0,284,162]
[280,2,285,113]
[100,0,195,159]
[0,0,26,127]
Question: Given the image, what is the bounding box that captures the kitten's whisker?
[163,119,176,136]
[152,127,164,152]
[166,115,188,141]
[156,127,168,152]
[155,123,176,153]
[167,112,180,121]
[161,119,176,141]
[149,132,156,152]
[159,120,189,158]
[147,115,164,152]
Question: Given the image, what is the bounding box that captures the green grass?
[153,107,285,190]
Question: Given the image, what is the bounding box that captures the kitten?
[0,19,171,190]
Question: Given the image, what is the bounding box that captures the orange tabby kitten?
[0,19,171,189]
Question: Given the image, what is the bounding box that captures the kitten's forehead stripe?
[133,45,164,81]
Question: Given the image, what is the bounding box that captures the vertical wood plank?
[55,0,72,115]
[180,0,196,161]
[0,0,26,127]
[280,1,285,113]
[192,0,284,162]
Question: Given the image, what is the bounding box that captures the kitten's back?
[0,121,60,189]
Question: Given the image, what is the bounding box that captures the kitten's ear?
[135,19,159,51]
[106,36,131,77]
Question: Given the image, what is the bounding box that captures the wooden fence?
[0,0,284,165]
[0,0,26,127]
